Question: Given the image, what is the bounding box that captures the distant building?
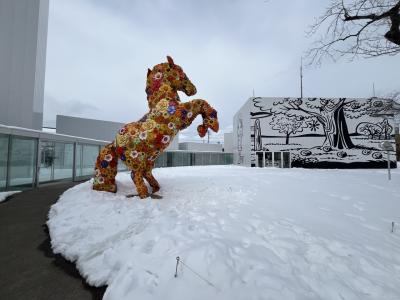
[0,0,49,130]
[56,115,179,150]
[179,142,222,152]
[233,97,396,168]
[223,132,233,153]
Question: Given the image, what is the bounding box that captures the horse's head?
[146,56,197,99]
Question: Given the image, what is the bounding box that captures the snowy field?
[47,166,400,300]
[0,191,21,203]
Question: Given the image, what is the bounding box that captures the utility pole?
[300,57,303,98]
[207,130,210,144]
[252,89,255,97]
[373,83,376,97]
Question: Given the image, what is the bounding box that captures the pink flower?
[130,150,139,159]
[162,135,170,144]
[153,72,163,80]
[139,131,147,140]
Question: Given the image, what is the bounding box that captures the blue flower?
[100,160,109,168]
[167,105,176,115]
[181,109,187,119]
[120,154,126,161]
[210,110,217,119]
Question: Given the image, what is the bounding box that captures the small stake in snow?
[391,221,395,233]
[174,256,180,277]
[379,141,394,181]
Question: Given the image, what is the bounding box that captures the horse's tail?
[93,142,118,193]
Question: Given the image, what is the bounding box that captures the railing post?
[72,142,77,182]
[34,138,41,187]
[5,134,11,190]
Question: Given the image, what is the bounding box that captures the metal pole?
[34,138,41,187]
[72,142,77,181]
[5,134,12,190]
[300,57,303,98]
[387,150,391,180]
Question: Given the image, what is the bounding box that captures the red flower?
[116,147,125,155]
[155,134,164,145]
[152,80,161,91]
[109,159,117,168]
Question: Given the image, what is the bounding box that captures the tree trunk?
[285,133,290,144]
[333,106,355,149]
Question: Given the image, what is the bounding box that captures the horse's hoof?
[197,124,207,137]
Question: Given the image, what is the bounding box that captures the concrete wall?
[179,142,223,152]
[56,114,179,150]
[233,99,252,166]
[56,115,124,142]
[0,0,49,130]
[223,132,233,153]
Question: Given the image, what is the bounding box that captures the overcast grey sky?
[44,0,400,142]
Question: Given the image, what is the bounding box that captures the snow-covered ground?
[0,191,21,203]
[48,166,400,300]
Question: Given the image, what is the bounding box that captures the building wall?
[235,97,396,168]
[56,115,124,142]
[0,0,49,130]
[179,142,222,152]
[233,100,252,165]
[56,114,179,150]
[223,132,233,153]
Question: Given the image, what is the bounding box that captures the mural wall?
[247,97,396,168]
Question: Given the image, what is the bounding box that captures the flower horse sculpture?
[93,56,219,198]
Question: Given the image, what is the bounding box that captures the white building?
[0,0,49,130]
[179,142,222,152]
[233,97,396,168]
[223,132,233,153]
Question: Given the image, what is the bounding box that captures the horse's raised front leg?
[180,99,219,137]
[143,168,160,194]
[131,170,149,199]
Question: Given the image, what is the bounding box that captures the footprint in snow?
[344,213,366,222]
[353,203,365,211]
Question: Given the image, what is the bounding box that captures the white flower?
[162,135,171,144]
[139,131,147,140]
[105,154,113,162]
[130,150,139,159]
[168,122,175,129]
[187,111,193,118]
[153,72,163,80]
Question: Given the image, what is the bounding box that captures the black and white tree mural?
[268,98,392,149]
[269,114,308,144]
[249,97,396,168]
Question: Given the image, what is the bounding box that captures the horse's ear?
[147,68,151,77]
[167,55,175,66]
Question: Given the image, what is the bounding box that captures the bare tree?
[306,0,400,64]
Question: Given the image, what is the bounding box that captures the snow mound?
[48,166,400,300]
[0,191,21,203]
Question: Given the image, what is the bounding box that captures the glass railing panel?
[9,136,37,187]
[75,144,82,178]
[54,142,74,180]
[39,141,54,182]
[81,144,99,176]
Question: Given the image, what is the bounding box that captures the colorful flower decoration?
[93,56,219,198]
